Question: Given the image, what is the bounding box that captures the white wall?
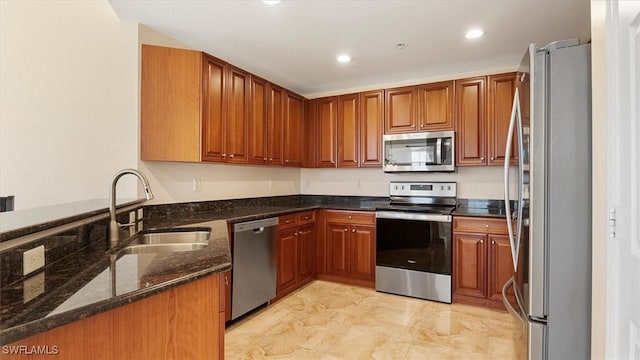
[0,1,139,210]
[590,1,606,358]
[301,166,509,199]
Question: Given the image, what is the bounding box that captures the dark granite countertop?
[452,198,513,219]
[0,219,231,345]
[0,195,385,345]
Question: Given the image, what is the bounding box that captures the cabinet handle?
[222,153,227,158]
[344,228,348,232]
[492,240,495,245]
[331,160,335,164]
[263,157,268,161]
[485,224,489,228]
[348,216,352,219]
[229,154,235,158]
[224,275,229,287]
[353,160,357,163]
[305,216,309,220]
[269,158,273,161]
[420,124,424,128]
[490,156,495,161]
[286,220,290,224]
[480,240,484,244]
[480,156,484,161]
[295,232,298,236]
[352,229,355,233]
[411,124,416,128]
[285,160,289,163]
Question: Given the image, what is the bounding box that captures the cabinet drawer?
[453,216,509,235]
[327,210,375,225]
[279,213,298,230]
[297,211,315,225]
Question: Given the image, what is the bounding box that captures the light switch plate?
[23,245,45,276]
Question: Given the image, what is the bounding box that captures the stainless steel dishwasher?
[231,217,278,320]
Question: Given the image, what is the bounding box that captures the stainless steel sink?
[131,228,211,245]
[119,242,208,255]
[119,227,211,254]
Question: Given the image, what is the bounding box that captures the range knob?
[401,185,405,190]
[394,185,399,190]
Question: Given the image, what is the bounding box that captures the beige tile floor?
[225,280,522,360]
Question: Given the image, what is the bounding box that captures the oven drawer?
[327,210,375,225]
[453,216,509,235]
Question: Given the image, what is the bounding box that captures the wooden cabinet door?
[140,45,202,162]
[456,76,487,166]
[277,229,297,294]
[225,66,249,163]
[488,234,515,303]
[453,232,487,298]
[487,73,518,166]
[418,81,454,131]
[267,84,284,165]
[317,97,337,167]
[304,99,318,168]
[326,223,350,277]
[283,92,304,166]
[337,94,359,167]
[202,55,227,162]
[359,90,383,167]
[249,76,268,165]
[349,225,375,281]
[222,270,232,321]
[297,224,315,283]
[385,86,417,134]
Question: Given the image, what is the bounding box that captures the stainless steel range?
[375,181,456,303]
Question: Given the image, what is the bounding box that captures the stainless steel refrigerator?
[503,40,592,360]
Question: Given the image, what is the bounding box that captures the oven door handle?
[375,211,451,223]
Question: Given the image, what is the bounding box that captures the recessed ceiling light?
[465,28,484,39]
[337,54,351,63]
[262,0,281,5]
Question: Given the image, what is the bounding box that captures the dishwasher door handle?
[253,227,265,234]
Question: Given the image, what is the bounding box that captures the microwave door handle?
[436,138,442,164]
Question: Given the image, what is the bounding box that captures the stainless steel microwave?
[383,130,455,172]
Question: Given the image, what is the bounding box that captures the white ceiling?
[109,0,590,98]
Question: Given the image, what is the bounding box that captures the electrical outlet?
[23,272,45,303]
[23,245,45,276]
[193,178,201,192]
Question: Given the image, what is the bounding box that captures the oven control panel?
[389,181,456,198]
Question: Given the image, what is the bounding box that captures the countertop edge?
[0,261,231,346]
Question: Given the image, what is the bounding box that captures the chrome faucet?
[109,169,154,248]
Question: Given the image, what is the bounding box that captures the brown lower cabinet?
[452,216,515,310]
[6,275,225,360]
[275,211,316,299]
[321,210,376,288]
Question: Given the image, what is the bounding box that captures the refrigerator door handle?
[504,88,522,270]
[502,276,526,327]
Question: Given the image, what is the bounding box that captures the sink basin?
[119,242,207,255]
[118,227,211,254]
[130,227,211,245]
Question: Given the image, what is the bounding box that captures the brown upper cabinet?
[359,90,384,167]
[309,90,382,168]
[283,92,305,167]
[316,97,338,167]
[141,44,305,166]
[248,77,286,166]
[456,73,517,166]
[384,81,454,134]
